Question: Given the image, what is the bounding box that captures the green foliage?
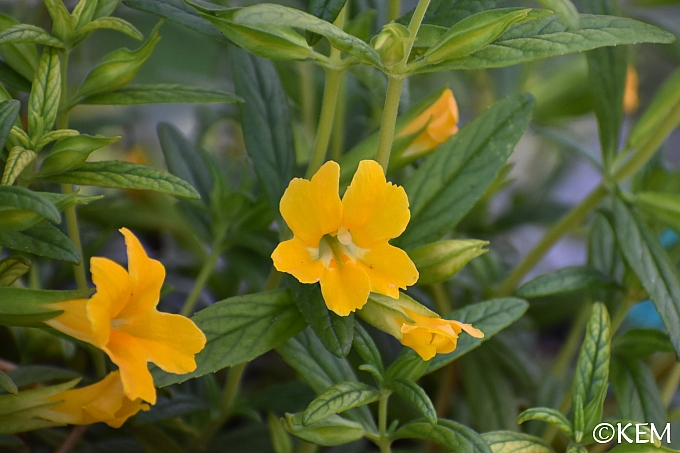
[302,381,380,425]
[0,287,91,326]
[482,431,555,453]
[392,419,492,452]
[516,266,616,298]
[409,239,488,285]
[78,84,242,105]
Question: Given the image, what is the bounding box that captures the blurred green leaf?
[153,289,307,386]
[302,381,380,425]
[385,378,437,425]
[516,266,616,298]
[612,328,674,359]
[5,366,80,388]
[518,407,573,439]
[398,0,505,28]
[284,413,365,446]
[482,431,555,453]
[0,100,20,153]
[0,371,17,395]
[133,425,184,453]
[536,0,579,29]
[636,191,680,234]
[230,48,295,211]
[75,17,143,42]
[306,0,346,45]
[0,61,31,92]
[0,186,60,231]
[0,287,91,326]
[41,161,200,199]
[352,322,384,373]
[0,256,30,287]
[571,303,610,442]
[0,14,38,81]
[27,47,60,141]
[268,412,293,453]
[392,418,491,453]
[0,24,64,48]
[0,222,79,263]
[94,0,121,19]
[397,94,534,249]
[611,357,665,427]
[289,279,354,358]
[613,199,680,355]
[79,84,242,105]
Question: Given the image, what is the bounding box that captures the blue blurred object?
[659,229,680,248]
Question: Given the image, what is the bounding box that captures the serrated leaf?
[302,381,380,425]
[518,407,573,438]
[0,14,39,81]
[612,328,674,359]
[0,25,64,48]
[386,379,437,425]
[393,418,492,453]
[417,14,675,73]
[40,161,200,199]
[230,48,294,211]
[352,322,384,373]
[611,357,665,427]
[75,17,143,41]
[289,278,354,358]
[78,84,243,105]
[0,371,17,395]
[572,303,610,439]
[482,431,555,453]
[613,199,680,356]
[27,47,60,140]
[0,256,30,287]
[0,287,91,326]
[396,94,534,249]
[0,186,60,231]
[516,266,616,298]
[152,289,307,387]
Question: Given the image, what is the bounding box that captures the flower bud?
[283,413,365,446]
[409,239,488,285]
[371,23,411,69]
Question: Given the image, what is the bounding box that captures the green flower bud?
[357,292,437,340]
[283,413,365,446]
[38,134,119,176]
[409,239,488,285]
[371,23,411,68]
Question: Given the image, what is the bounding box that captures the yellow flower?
[624,64,639,114]
[272,160,418,316]
[42,371,149,428]
[46,228,207,404]
[399,308,484,361]
[398,89,459,159]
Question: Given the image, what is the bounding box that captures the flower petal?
[87,257,131,347]
[357,241,418,298]
[46,298,95,345]
[342,160,410,246]
[117,228,165,319]
[104,331,157,404]
[400,328,437,360]
[280,161,343,247]
[272,237,323,283]
[451,320,485,338]
[320,260,370,316]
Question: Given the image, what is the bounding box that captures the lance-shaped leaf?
[40,161,200,199]
[611,357,665,427]
[0,14,39,81]
[306,0,346,45]
[482,431,555,453]
[1,146,36,186]
[571,303,610,441]
[76,23,161,99]
[94,0,121,19]
[635,191,680,234]
[302,381,380,425]
[72,0,99,30]
[396,94,534,249]
[0,24,65,48]
[393,419,491,453]
[0,186,60,232]
[516,266,616,298]
[416,14,675,73]
[27,47,60,141]
[75,17,143,42]
[397,0,506,28]
[0,256,30,287]
[385,379,437,425]
[230,48,294,211]
[284,413,365,446]
[34,129,80,151]
[43,0,73,43]
[0,370,17,395]
[38,134,120,176]
[352,322,384,373]
[0,100,20,151]
[78,84,242,105]
[0,222,79,263]
[0,287,92,326]
[518,407,573,439]
[614,199,680,355]
[612,328,674,360]
[537,0,579,29]
[152,289,307,387]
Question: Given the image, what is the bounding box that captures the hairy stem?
[377,391,392,453]
[180,239,224,317]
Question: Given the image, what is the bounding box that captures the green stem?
[387,0,401,22]
[299,61,316,147]
[375,76,404,172]
[180,240,224,317]
[431,282,452,315]
[662,362,680,407]
[378,392,392,453]
[330,73,347,161]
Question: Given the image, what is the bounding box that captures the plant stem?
[54,425,88,453]
[431,282,452,315]
[662,362,680,406]
[330,74,347,161]
[377,391,392,453]
[387,0,401,22]
[180,240,224,317]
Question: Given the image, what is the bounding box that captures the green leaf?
[230,48,295,211]
[0,287,91,326]
[612,328,674,359]
[78,84,243,105]
[386,379,437,425]
[607,443,678,453]
[0,222,79,263]
[43,0,74,43]
[516,266,616,298]
[588,212,622,278]
[482,431,554,453]
[284,413,365,446]
[0,186,60,231]
[352,322,384,373]
[302,381,380,425]
[613,199,680,355]
[33,128,79,151]
[5,366,80,388]
[27,47,60,141]
[611,357,665,427]
[0,24,64,49]
[306,0,346,45]
[289,279,354,358]
[1,146,36,186]
[396,94,534,249]
[72,0,99,30]
[518,407,573,439]
[0,14,39,81]
[398,0,505,28]
[0,371,17,395]
[268,412,293,453]
[635,191,680,234]
[393,418,492,453]
[536,0,579,29]
[571,303,610,439]
[38,134,120,176]
[0,256,31,287]
[0,61,32,92]
[77,24,161,99]
[40,161,200,199]
[75,17,143,41]
[122,0,227,42]
[386,298,529,381]
[417,14,675,73]
[0,100,20,154]
[153,289,306,386]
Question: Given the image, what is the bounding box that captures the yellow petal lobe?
[104,332,158,404]
[272,237,324,283]
[45,298,95,345]
[399,89,459,158]
[87,257,131,347]
[357,241,418,299]
[320,260,370,316]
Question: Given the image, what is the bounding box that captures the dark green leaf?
[396,94,534,249]
[613,199,680,355]
[289,279,354,358]
[352,322,384,373]
[153,289,307,386]
[398,0,506,28]
[516,266,616,298]
[0,287,92,326]
[482,431,554,453]
[0,13,39,81]
[0,256,30,287]
[0,100,20,152]
[230,48,295,211]
[0,222,79,263]
[612,328,674,359]
[302,381,380,425]
[284,413,365,446]
[393,418,492,453]
[0,62,31,92]
[0,185,61,231]
[386,379,437,425]
[0,371,16,395]
[5,366,80,388]
[133,425,184,453]
[306,0,346,45]
[41,161,200,199]
[611,357,665,427]
[518,407,573,438]
[79,84,242,105]
[635,191,680,234]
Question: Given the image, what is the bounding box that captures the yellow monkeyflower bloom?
[272,160,418,316]
[46,228,207,404]
[624,64,639,114]
[400,308,484,361]
[398,89,459,159]
[42,371,149,428]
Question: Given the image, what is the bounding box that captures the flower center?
[314,229,366,269]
